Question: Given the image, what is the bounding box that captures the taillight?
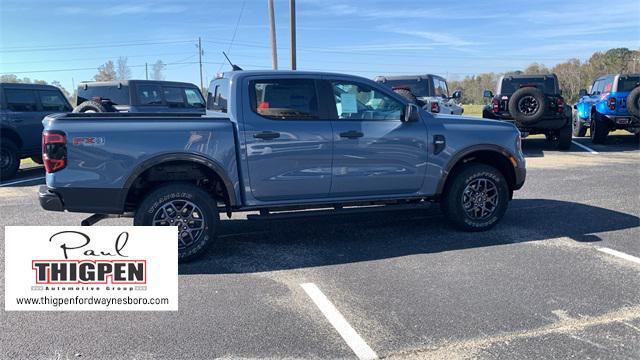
[431,102,440,113]
[491,98,499,113]
[42,131,67,173]
[556,97,564,113]
[608,97,616,110]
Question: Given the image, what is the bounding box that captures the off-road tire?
[572,110,587,137]
[440,163,509,232]
[1,138,20,181]
[393,88,417,103]
[556,118,572,150]
[134,183,219,262]
[508,87,547,124]
[590,111,609,144]
[627,87,640,118]
[73,100,110,113]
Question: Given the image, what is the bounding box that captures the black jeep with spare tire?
[482,74,572,150]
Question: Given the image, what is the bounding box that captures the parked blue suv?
[573,74,640,143]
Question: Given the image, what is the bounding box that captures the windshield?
[617,76,640,92]
[381,80,429,97]
[499,77,556,95]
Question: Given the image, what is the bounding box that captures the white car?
[375,74,464,115]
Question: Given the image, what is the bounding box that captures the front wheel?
[440,164,510,231]
[134,183,219,262]
[1,138,20,181]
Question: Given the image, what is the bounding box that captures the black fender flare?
[435,144,518,196]
[123,153,238,207]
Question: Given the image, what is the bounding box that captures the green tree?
[94,60,117,81]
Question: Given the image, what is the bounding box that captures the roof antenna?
[223,52,243,71]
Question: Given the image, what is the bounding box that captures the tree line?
[449,48,639,105]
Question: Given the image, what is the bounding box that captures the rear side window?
[4,89,37,111]
[617,76,640,92]
[137,85,162,105]
[251,79,318,119]
[185,88,205,108]
[163,87,185,108]
[38,90,70,111]
[602,77,614,93]
[207,79,229,112]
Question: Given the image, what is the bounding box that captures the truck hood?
[434,113,517,129]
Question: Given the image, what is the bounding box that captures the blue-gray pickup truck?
[39,70,526,261]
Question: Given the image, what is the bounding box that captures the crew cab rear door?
[241,76,333,202]
[321,77,429,197]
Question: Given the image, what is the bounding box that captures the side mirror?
[452,90,462,99]
[483,90,493,98]
[578,89,588,97]
[403,103,420,122]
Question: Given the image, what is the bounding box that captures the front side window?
[331,81,403,120]
[163,87,185,108]
[433,78,448,97]
[5,89,37,111]
[136,85,162,105]
[251,79,318,119]
[38,90,70,111]
[185,88,205,108]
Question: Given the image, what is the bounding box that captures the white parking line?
[597,247,640,265]
[0,176,45,187]
[300,283,378,360]
[572,140,599,154]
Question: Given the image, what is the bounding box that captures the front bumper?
[38,186,64,211]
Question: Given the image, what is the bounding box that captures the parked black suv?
[74,80,206,114]
[482,74,572,150]
[1,83,72,180]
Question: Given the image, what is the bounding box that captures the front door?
[3,88,42,153]
[323,79,429,197]
[242,77,333,202]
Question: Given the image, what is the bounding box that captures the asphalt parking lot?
[1,134,639,359]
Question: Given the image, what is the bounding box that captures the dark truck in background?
[39,70,526,261]
[74,80,206,114]
[1,83,72,180]
[482,74,572,150]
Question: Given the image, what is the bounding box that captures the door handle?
[339,130,364,139]
[12,118,23,123]
[253,131,281,140]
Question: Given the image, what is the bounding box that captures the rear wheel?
[1,138,20,181]
[572,110,587,137]
[590,111,609,144]
[556,119,572,150]
[441,164,510,231]
[134,183,219,262]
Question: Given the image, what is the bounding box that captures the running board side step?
[246,202,433,221]
[81,213,133,226]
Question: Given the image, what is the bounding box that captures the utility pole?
[198,37,204,90]
[145,63,148,80]
[268,0,278,70]
[289,0,296,70]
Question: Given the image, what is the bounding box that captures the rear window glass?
[251,79,318,119]
[4,89,37,111]
[500,77,556,94]
[38,90,70,111]
[137,85,162,105]
[77,85,129,105]
[618,76,640,92]
[163,87,185,108]
[380,80,429,97]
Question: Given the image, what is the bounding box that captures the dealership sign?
[5,226,177,311]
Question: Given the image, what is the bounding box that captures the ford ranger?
[39,71,526,261]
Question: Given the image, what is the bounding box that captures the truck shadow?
[179,198,639,275]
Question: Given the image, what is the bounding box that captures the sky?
[1,0,639,92]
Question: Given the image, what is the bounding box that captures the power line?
[1,61,201,75]
[0,51,198,65]
[217,0,247,73]
[0,40,194,54]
